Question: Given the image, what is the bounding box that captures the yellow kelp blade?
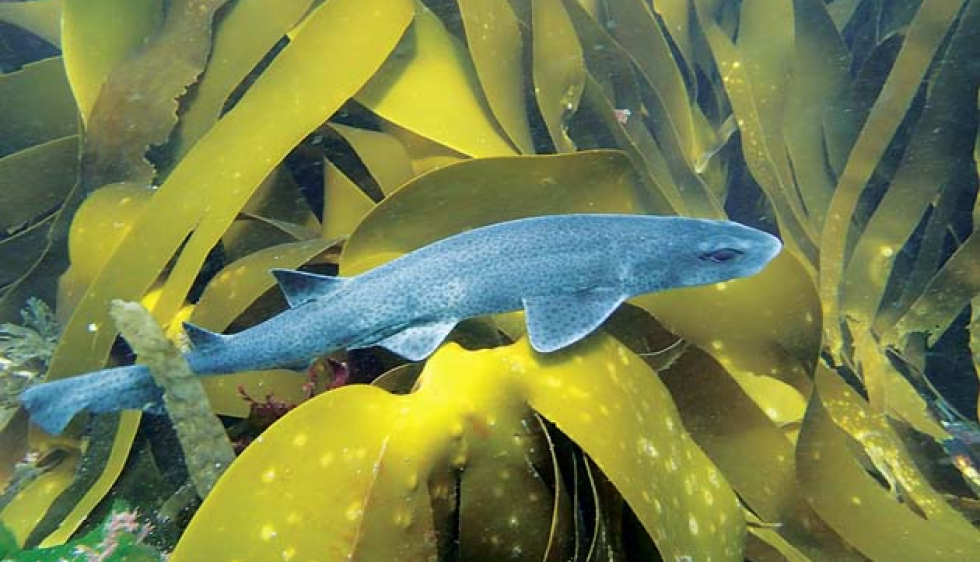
[328,124,415,195]
[692,0,818,273]
[531,0,584,153]
[973,297,980,422]
[885,227,980,348]
[782,0,848,231]
[457,407,557,561]
[170,385,435,561]
[173,336,743,561]
[659,348,861,561]
[744,510,814,562]
[849,327,947,439]
[340,150,650,275]
[521,335,746,561]
[0,57,77,158]
[818,0,966,359]
[79,0,233,190]
[598,0,724,220]
[356,2,516,158]
[797,368,980,561]
[322,157,377,240]
[171,0,315,159]
[0,135,77,320]
[635,250,821,393]
[560,6,687,216]
[0,136,76,243]
[842,0,980,331]
[27,0,414,547]
[0,451,79,547]
[457,0,535,154]
[61,0,162,125]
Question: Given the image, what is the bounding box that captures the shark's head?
[630,217,782,292]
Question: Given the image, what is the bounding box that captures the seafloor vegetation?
[0,0,979,560]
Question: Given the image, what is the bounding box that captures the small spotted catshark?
[20,214,781,434]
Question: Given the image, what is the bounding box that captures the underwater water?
[1,0,979,560]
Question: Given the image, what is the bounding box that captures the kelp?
[0,0,979,559]
[355,2,516,158]
[819,0,968,357]
[0,57,75,158]
[76,0,231,191]
[0,59,78,321]
[61,0,163,126]
[170,0,316,160]
[170,338,744,562]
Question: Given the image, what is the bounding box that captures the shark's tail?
[19,364,163,435]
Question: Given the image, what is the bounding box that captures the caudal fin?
[19,365,162,434]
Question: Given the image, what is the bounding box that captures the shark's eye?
[700,248,743,263]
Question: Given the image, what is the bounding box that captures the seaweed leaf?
[693,0,820,273]
[818,0,967,358]
[635,250,820,393]
[328,124,415,195]
[796,368,980,561]
[0,58,76,158]
[61,0,163,125]
[0,452,79,547]
[457,0,536,153]
[322,157,377,240]
[340,151,650,275]
[356,2,516,158]
[171,337,744,561]
[79,0,232,190]
[171,0,316,159]
[0,136,77,241]
[782,0,849,230]
[659,348,861,561]
[843,0,980,332]
[531,0,584,153]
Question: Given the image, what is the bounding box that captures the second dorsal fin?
[270,269,350,308]
[182,322,228,353]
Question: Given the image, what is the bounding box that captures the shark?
[20,213,781,434]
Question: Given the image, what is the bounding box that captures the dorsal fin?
[182,322,228,353]
[270,269,350,308]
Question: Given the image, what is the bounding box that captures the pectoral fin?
[374,320,458,361]
[523,290,626,353]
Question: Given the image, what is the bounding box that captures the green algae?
[0,502,163,561]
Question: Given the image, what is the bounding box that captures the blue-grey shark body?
[20,213,781,434]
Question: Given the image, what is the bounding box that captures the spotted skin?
[20,214,781,434]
